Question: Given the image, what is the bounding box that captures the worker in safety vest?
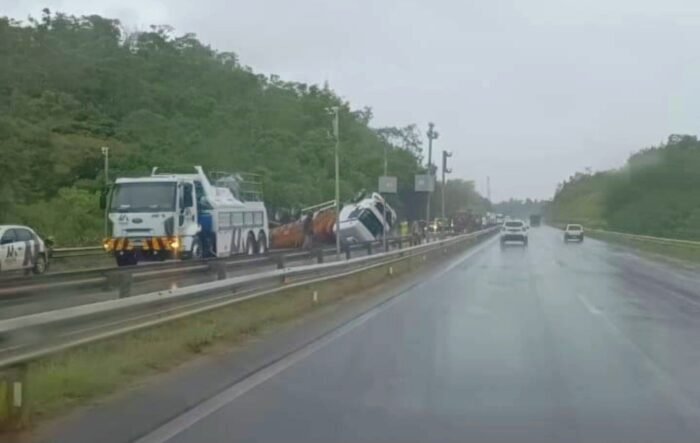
[400,220,409,237]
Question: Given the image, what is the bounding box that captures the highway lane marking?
[133,236,498,443]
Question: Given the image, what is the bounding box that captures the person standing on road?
[302,213,313,250]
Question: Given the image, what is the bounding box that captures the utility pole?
[441,150,452,219]
[425,123,439,223]
[383,143,388,252]
[487,176,491,202]
[331,107,341,258]
[101,146,110,236]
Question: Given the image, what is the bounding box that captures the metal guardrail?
[550,223,700,248]
[0,228,497,370]
[586,229,700,248]
[51,246,105,259]
[0,236,417,298]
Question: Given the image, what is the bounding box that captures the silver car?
[0,225,49,274]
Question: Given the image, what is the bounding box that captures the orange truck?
[270,202,336,249]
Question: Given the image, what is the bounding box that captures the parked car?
[0,225,49,274]
[500,220,528,246]
[564,224,584,242]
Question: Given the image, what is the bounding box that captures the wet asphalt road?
[108,227,700,442]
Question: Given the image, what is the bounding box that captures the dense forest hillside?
[548,134,700,239]
[0,10,487,245]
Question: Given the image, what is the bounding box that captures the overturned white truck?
[102,166,269,266]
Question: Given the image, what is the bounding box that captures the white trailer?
[103,166,269,266]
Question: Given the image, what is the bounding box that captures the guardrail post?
[315,248,324,264]
[344,245,351,260]
[210,262,227,280]
[0,364,28,431]
[118,273,133,298]
[276,255,286,269]
[366,243,373,255]
[397,237,403,250]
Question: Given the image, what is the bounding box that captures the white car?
[0,225,49,274]
[564,224,584,242]
[500,220,528,246]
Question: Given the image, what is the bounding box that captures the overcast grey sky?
[4,0,700,201]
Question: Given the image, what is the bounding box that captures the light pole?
[101,146,110,236]
[330,107,341,258]
[441,150,452,219]
[425,123,439,224]
[383,144,388,252]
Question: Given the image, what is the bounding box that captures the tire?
[32,254,48,275]
[257,232,268,255]
[580,236,584,243]
[246,233,257,255]
[184,238,203,260]
[523,237,528,246]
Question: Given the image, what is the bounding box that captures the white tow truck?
[102,166,269,266]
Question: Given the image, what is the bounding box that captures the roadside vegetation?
[547,134,700,240]
[0,10,487,246]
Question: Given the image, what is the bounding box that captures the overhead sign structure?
[414,174,434,192]
[378,176,398,194]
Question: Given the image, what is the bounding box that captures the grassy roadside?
[15,238,481,428]
[587,230,700,266]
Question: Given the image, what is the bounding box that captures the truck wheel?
[523,238,528,246]
[32,255,48,275]
[246,233,257,255]
[257,232,268,255]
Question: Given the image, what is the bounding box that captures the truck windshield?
[359,209,383,237]
[110,182,176,213]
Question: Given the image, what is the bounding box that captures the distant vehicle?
[102,166,269,266]
[0,225,49,274]
[452,210,483,234]
[495,214,505,225]
[529,214,542,227]
[500,220,528,246]
[427,218,449,233]
[564,224,584,242]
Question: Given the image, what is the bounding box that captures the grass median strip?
[19,244,470,427]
